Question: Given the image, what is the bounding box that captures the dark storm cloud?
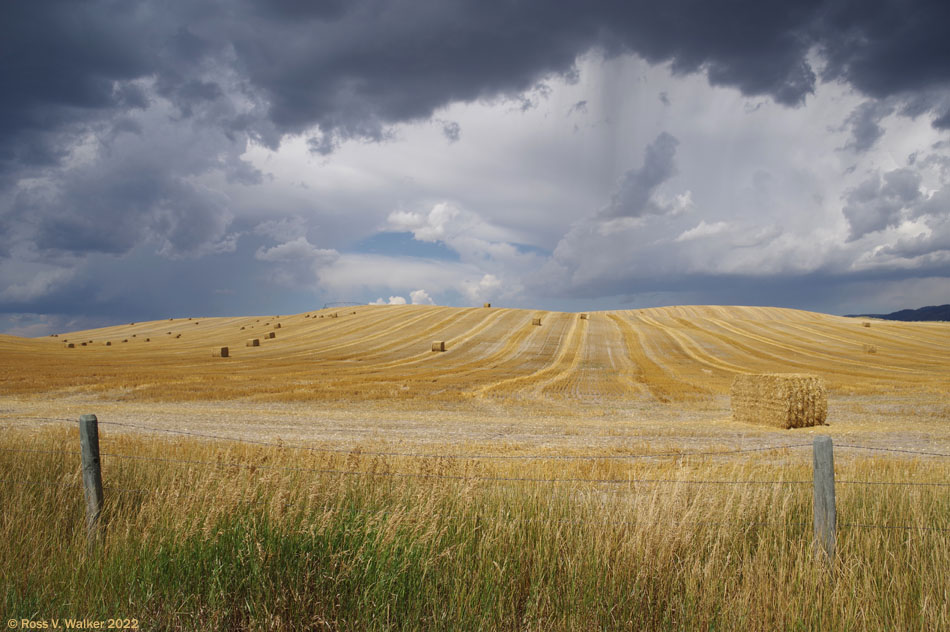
[4,0,950,177]
[600,132,679,218]
[841,100,895,153]
[842,168,922,240]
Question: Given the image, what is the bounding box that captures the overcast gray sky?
[2,0,949,335]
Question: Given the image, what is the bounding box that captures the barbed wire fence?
[2,414,949,553]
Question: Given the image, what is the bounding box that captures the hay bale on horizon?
[483,303,491,308]
[265,331,276,339]
[212,346,229,358]
[432,340,446,352]
[330,313,338,319]
[532,317,542,326]
[246,338,260,347]
[731,374,827,429]
[580,313,588,320]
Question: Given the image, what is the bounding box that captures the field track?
[1,304,947,405]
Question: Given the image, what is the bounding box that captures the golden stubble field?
[1,304,948,454]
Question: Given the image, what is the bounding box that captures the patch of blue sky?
[351,232,461,261]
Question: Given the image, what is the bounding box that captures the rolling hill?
[1,304,947,407]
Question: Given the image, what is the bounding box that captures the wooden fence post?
[812,436,836,562]
[79,414,104,550]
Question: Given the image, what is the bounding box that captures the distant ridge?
[846,304,950,322]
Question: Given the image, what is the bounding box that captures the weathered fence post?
[79,414,104,550]
[812,436,836,562]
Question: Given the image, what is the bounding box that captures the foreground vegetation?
[2,425,948,630]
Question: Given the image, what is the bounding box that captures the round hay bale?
[105,341,111,346]
[862,322,871,327]
[266,331,276,339]
[483,303,491,308]
[212,346,229,358]
[246,338,260,347]
[66,343,75,348]
[274,323,281,329]
[431,341,446,352]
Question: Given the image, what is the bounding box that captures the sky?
[2,0,949,336]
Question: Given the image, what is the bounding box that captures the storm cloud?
[2,0,950,330]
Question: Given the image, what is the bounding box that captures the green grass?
[2,426,949,630]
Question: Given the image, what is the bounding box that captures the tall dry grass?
[2,425,949,630]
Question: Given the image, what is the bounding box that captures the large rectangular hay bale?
[212,346,229,358]
[531,317,542,326]
[730,374,827,429]
[579,313,588,320]
[246,338,260,347]
[432,340,445,352]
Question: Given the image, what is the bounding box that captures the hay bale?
[431,341,446,352]
[330,313,338,319]
[319,315,324,319]
[580,313,588,320]
[145,338,150,342]
[862,322,871,328]
[105,341,111,346]
[863,344,877,354]
[240,326,245,330]
[122,339,128,343]
[265,331,276,339]
[132,334,136,338]
[66,343,75,348]
[532,317,542,326]
[212,346,229,358]
[246,338,260,347]
[274,323,281,329]
[81,342,87,346]
[483,303,491,308]
[175,334,181,339]
[730,374,827,429]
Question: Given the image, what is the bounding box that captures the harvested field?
[3,304,949,630]
[0,304,946,450]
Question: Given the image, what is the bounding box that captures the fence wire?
[2,414,950,534]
